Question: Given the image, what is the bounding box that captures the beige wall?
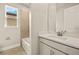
[56,8,64,32]
[20,7,29,38]
[30,3,48,54]
[48,4,56,33]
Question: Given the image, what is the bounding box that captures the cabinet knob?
[50,50,54,55]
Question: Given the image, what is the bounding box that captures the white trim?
[29,9,32,55]
[0,43,20,52]
[29,10,31,39]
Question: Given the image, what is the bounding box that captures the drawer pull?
[50,50,54,55]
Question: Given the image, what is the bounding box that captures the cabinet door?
[40,42,50,55]
[50,48,66,55]
[40,42,66,55]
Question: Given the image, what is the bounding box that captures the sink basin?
[48,34,79,42]
[48,35,68,40]
[40,33,79,48]
[39,33,79,48]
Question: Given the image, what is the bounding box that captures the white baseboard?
[0,43,20,52]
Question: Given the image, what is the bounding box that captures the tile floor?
[0,46,26,55]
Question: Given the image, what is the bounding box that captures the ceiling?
[19,3,31,8]
[19,3,79,9]
[56,3,79,9]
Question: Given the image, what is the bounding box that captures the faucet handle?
[62,30,67,34]
[64,30,66,33]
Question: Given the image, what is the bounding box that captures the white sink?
[48,35,79,46]
[39,33,79,48]
[48,35,68,40]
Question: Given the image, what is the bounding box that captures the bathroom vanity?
[39,33,79,55]
[38,4,79,55]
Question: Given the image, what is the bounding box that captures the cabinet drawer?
[40,41,66,55]
[50,47,66,55]
[40,38,79,55]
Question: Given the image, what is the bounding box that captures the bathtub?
[22,38,31,55]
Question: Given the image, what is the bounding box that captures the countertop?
[39,32,79,49]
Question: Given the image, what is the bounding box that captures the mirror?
[64,4,79,33]
[5,5,18,28]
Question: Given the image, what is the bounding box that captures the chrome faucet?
[57,30,66,36]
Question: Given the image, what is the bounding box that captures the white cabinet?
[50,48,66,55]
[40,41,66,55]
[40,42,50,55]
[40,38,79,55]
